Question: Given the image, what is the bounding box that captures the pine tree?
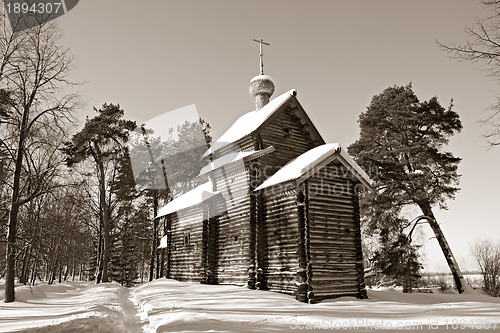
[348,84,470,293]
[128,118,212,281]
[374,230,423,293]
[63,104,136,283]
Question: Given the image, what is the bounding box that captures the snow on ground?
[0,281,142,333]
[1,279,500,332]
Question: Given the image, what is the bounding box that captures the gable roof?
[155,181,219,219]
[203,89,323,157]
[255,143,373,191]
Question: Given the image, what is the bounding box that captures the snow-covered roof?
[202,89,297,157]
[198,147,275,177]
[155,182,219,219]
[198,151,256,176]
[255,143,373,191]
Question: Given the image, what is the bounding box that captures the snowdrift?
[0,279,499,332]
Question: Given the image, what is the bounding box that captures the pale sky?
[56,0,499,272]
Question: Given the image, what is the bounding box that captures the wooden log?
[352,184,368,299]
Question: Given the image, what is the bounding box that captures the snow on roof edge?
[198,147,275,177]
[255,144,340,190]
[202,89,297,158]
[198,151,256,177]
[255,143,373,191]
[337,146,374,189]
[155,182,219,219]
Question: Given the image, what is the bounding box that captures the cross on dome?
[252,38,270,75]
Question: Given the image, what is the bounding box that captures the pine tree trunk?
[149,191,158,282]
[141,252,144,283]
[417,200,470,293]
[96,227,102,283]
[44,261,48,282]
[95,144,110,283]
[156,242,160,279]
[24,259,31,285]
[30,260,37,285]
[159,248,165,278]
[72,257,76,281]
[19,248,30,284]
[101,208,110,283]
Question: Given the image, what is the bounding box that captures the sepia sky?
[57,0,499,272]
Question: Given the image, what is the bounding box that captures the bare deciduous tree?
[0,13,78,302]
[471,240,500,297]
[437,0,500,146]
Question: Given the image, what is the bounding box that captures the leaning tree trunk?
[418,200,471,294]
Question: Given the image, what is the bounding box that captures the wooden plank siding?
[167,205,205,283]
[260,191,300,294]
[307,162,366,299]
[211,136,256,161]
[166,195,222,284]
[214,170,252,285]
[258,106,320,179]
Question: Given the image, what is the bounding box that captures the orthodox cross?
[253,38,270,75]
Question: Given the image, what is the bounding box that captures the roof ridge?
[202,89,297,158]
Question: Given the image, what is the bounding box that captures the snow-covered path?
[118,287,144,333]
[1,279,500,332]
[0,282,145,333]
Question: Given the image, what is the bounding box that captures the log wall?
[258,106,320,179]
[307,162,366,299]
[214,169,252,285]
[260,190,300,294]
[212,135,256,161]
[167,205,205,283]
[167,195,222,284]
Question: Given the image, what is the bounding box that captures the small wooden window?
[183,233,190,247]
[234,235,238,242]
